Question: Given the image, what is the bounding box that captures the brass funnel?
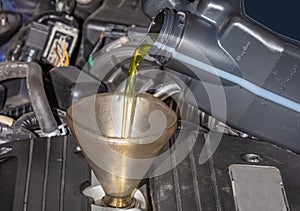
[66,93,177,208]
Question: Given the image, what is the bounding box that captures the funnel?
[66,93,177,208]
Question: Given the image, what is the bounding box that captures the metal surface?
[1,133,300,210]
[67,92,177,208]
[229,164,289,211]
[0,136,90,211]
[150,132,300,211]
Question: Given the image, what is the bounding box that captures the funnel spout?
[101,195,135,208]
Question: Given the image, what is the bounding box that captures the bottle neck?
[148,9,186,64]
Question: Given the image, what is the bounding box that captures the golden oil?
[121,44,152,138]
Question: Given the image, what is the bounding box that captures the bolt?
[74,146,82,153]
[241,153,262,164]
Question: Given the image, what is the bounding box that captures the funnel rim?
[66,117,177,144]
[66,92,178,140]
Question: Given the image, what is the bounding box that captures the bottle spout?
[148,9,186,64]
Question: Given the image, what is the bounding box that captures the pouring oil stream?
[121,44,152,138]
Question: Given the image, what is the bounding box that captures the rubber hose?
[14,112,39,130]
[0,62,58,134]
